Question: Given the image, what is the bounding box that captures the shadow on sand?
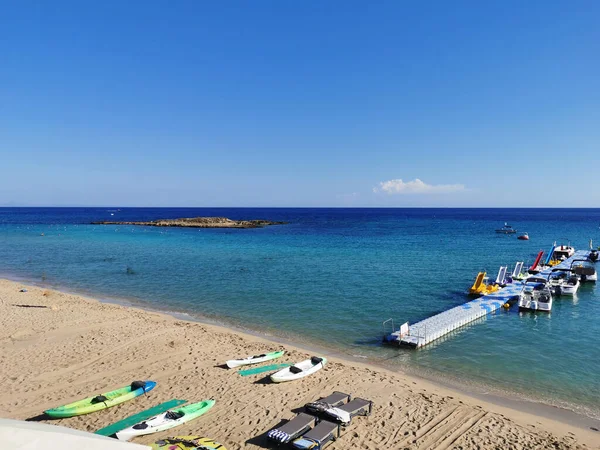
[25,413,52,422]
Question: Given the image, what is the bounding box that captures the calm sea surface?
[1,208,599,419]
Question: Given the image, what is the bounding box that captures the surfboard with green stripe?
[238,363,291,377]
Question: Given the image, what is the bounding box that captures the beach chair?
[291,420,340,450]
[323,397,373,425]
[304,391,351,415]
[266,413,317,445]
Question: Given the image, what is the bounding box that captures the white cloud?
[373,178,465,195]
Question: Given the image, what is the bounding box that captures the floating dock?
[536,250,591,276]
[386,249,593,349]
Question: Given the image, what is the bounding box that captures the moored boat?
[549,270,580,296]
[495,223,517,234]
[553,244,575,260]
[517,232,529,240]
[518,277,552,312]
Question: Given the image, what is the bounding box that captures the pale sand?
[0,279,598,449]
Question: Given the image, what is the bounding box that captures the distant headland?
[91,217,287,229]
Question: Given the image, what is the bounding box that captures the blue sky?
[1,1,598,207]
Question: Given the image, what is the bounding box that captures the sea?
[1,207,599,421]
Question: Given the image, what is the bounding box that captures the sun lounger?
[304,391,351,415]
[318,391,351,406]
[323,397,373,425]
[266,413,317,445]
[291,420,340,450]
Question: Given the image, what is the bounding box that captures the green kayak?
[45,380,156,418]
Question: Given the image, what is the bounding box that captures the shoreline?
[0,277,598,448]
[2,273,600,432]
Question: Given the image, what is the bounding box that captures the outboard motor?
[555,286,562,296]
[590,249,599,262]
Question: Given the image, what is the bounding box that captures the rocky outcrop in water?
[91,217,287,229]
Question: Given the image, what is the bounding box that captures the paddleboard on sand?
[116,400,215,441]
[226,350,285,368]
[45,381,156,418]
[270,357,326,383]
[238,363,291,377]
[151,436,227,449]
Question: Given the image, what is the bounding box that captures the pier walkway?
[386,250,593,349]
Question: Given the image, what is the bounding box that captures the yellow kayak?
[151,436,227,449]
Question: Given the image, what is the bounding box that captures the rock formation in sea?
[91,217,287,229]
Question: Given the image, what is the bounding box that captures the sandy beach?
[0,278,597,449]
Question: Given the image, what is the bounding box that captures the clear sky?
[1,1,598,207]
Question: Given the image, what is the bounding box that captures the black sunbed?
[304,391,351,415]
[266,413,317,445]
[338,397,372,417]
[291,420,340,450]
[318,391,351,405]
[323,397,372,423]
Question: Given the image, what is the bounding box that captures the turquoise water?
[1,208,599,419]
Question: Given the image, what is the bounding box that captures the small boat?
[45,381,156,418]
[495,223,517,234]
[226,350,285,369]
[517,232,529,240]
[518,277,552,312]
[270,356,326,383]
[116,400,215,441]
[151,436,227,450]
[548,270,579,296]
[553,244,575,260]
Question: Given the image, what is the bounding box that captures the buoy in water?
[502,303,510,309]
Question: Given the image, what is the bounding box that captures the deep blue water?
[1,207,599,419]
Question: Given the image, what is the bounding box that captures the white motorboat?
[549,270,579,296]
[495,223,517,234]
[518,277,553,312]
[553,244,575,260]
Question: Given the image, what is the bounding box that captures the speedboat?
[548,270,579,296]
[517,232,529,240]
[518,277,552,312]
[553,244,575,260]
[495,223,517,234]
